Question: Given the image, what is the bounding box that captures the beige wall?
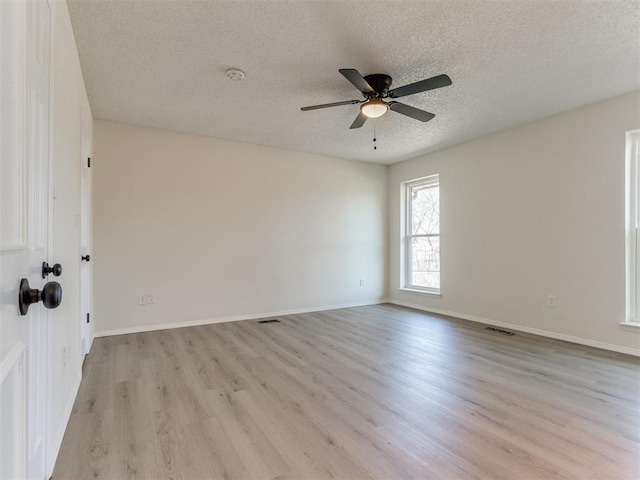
[93,121,387,334]
[94,92,640,354]
[389,91,640,353]
[49,0,93,473]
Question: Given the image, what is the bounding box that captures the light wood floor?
[52,304,640,479]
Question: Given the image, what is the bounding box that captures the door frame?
[79,112,93,356]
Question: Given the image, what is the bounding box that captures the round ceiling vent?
[225,68,246,81]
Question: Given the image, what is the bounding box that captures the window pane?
[411,185,439,235]
[410,236,440,289]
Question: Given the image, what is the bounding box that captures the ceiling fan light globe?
[361,99,388,119]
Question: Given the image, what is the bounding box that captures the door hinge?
[86,313,90,324]
[88,157,91,168]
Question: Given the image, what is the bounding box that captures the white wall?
[49,0,92,473]
[389,91,640,354]
[93,121,387,334]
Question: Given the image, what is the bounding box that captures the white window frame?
[402,174,440,295]
[625,130,640,327]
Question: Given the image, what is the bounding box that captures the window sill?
[620,321,640,330]
[398,288,441,298]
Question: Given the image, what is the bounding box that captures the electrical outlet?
[137,295,146,306]
[146,292,156,304]
[62,347,67,368]
[547,295,557,308]
[360,279,365,287]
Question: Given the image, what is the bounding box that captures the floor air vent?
[257,319,281,324]
[484,326,515,336]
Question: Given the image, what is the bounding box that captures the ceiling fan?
[301,69,452,129]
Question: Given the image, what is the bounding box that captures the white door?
[80,119,92,355]
[0,1,53,479]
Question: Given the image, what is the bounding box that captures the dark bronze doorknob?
[18,278,62,315]
[42,262,62,278]
[81,255,90,262]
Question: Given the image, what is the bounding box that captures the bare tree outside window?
[405,176,440,292]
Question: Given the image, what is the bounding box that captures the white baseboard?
[94,299,387,337]
[389,299,640,357]
[47,371,81,477]
[88,331,95,353]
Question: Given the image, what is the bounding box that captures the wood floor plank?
[177,417,249,480]
[52,304,640,479]
[206,389,290,479]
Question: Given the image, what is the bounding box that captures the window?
[403,175,440,293]
[626,130,640,326]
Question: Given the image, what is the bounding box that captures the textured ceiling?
[67,0,640,165]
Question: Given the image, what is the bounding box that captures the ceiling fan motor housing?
[363,74,393,96]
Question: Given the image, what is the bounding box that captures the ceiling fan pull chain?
[373,117,377,150]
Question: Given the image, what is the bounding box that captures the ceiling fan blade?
[350,111,368,129]
[301,100,361,111]
[388,102,435,122]
[339,69,375,94]
[388,74,452,98]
